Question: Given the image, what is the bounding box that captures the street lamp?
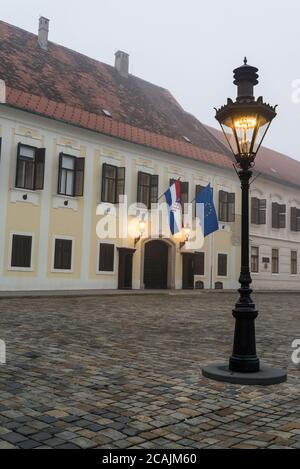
[202,59,287,385]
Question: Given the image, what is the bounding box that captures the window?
[218,253,227,277]
[272,249,279,274]
[251,198,266,225]
[219,191,235,222]
[194,252,205,276]
[137,172,159,208]
[272,203,286,229]
[251,246,259,273]
[99,243,115,272]
[291,251,297,275]
[196,185,213,198]
[101,163,125,203]
[195,185,205,215]
[170,179,189,212]
[291,207,300,232]
[58,153,85,197]
[11,234,32,268]
[195,185,214,215]
[196,185,205,198]
[16,143,45,190]
[54,238,73,270]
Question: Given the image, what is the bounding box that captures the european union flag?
[196,184,219,237]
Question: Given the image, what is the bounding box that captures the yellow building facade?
[0,105,243,291]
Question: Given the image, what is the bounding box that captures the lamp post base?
[202,363,287,386]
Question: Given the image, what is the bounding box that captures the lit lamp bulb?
[134,218,146,247]
[180,225,191,249]
[234,117,257,156]
[139,220,146,235]
[184,225,191,241]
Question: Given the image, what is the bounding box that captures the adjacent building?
[0,18,299,291]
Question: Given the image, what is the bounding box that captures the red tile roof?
[0,19,227,157]
[0,19,299,188]
[4,86,233,169]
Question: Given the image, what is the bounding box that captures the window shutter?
[137,171,143,203]
[279,204,286,229]
[101,163,108,202]
[228,193,235,222]
[15,143,22,188]
[219,190,226,221]
[74,157,85,197]
[150,175,159,204]
[116,167,125,201]
[218,254,227,277]
[291,207,297,231]
[297,209,300,231]
[181,182,189,202]
[34,148,45,190]
[272,249,279,274]
[57,153,64,195]
[251,197,259,224]
[272,202,278,228]
[99,243,114,271]
[194,252,205,275]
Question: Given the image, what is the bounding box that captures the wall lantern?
[134,218,146,247]
[180,225,191,249]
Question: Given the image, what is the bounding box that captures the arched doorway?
[143,240,169,289]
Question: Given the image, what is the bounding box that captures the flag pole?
[209,178,216,289]
[210,231,214,290]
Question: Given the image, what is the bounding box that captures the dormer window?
[15,143,45,191]
[183,136,192,143]
[102,109,112,118]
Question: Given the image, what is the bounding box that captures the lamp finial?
[244,57,248,65]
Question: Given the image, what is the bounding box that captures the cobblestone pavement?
[0,292,299,449]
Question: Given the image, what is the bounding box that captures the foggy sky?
[1,0,300,161]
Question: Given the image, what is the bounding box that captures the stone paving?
[0,292,299,449]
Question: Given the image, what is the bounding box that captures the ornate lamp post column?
[202,59,287,385]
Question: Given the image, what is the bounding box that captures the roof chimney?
[38,16,49,50]
[115,51,129,78]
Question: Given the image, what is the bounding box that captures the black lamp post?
[202,59,287,385]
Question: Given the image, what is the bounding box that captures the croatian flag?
[164,180,182,235]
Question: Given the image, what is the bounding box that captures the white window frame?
[96,240,116,275]
[51,235,75,273]
[8,231,35,272]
